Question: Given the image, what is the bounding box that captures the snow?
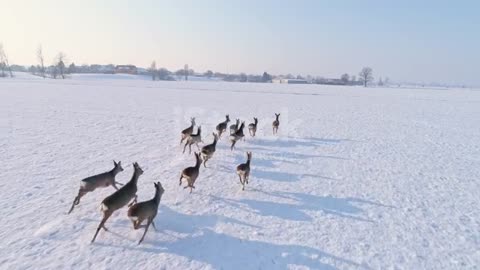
[1,73,479,269]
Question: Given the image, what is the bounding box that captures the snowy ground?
[1,73,479,269]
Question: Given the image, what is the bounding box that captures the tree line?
[1,43,384,87]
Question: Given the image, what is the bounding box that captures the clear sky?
[1,0,479,85]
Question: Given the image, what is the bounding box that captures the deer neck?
[130,170,141,184]
[195,159,202,168]
[154,190,162,205]
[111,167,120,177]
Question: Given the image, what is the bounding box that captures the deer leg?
[196,143,200,150]
[128,196,137,207]
[179,175,183,186]
[188,143,192,154]
[68,189,86,214]
[182,142,188,153]
[91,211,112,243]
[152,220,158,231]
[180,135,185,145]
[231,141,236,151]
[138,218,152,244]
[238,174,243,184]
[203,157,208,168]
[68,199,77,214]
[112,182,119,190]
[68,196,79,214]
[134,218,144,230]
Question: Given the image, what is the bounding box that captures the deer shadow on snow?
[215,192,379,223]
[94,206,367,269]
[249,136,355,149]
[161,229,364,270]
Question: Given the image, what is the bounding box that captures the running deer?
[91,162,144,243]
[248,117,258,137]
[272,113,280,135]
[236,152,252,191]
[179,152,202,193]
[230,118,240,134]
[229,121,245,150]
[180,117,196,144]
[127,181,165,244]
[215,115,230,138]
[201,133,218,167]
[183,126,202,154]
[68,161,124,214]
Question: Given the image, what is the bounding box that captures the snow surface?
[1,73,479,269]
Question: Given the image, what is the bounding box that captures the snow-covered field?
[1,73,479,269]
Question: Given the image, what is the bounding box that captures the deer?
[127,181,165,244]
[68,160,124,214]
[215,115,230,138]
[272,113,280,135]
[236,152,252,191]
[183,126,202,154]
[91,162,144,243]
[248,117,258,137]
[201,133,218,168]
[229,121,245,150]
[179,152,202,193]
[180,117,196,144]
[229,118,240,135]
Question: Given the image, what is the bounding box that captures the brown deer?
[248,117,258,137]
[229,121,245,150]
[236,152,252,191]
[68,160,124,214]
[215,115,230,138]
[272,113,280,134]
[183,126,202,154]
[201,133,218,167]
[127,181,165,244]
[179,152,202,193]
[180,117,196,144]
[91,162,144,243]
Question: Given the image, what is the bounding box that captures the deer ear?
[113,160,116,165]
[154,182,158,188]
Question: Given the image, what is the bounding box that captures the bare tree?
[359,67,373,87]
[56,52,66,79]
[341,73,350,84]
[67,63,76,74]
[37,45,46,78]
[377,77,384,86]
[384,77,390,86]
[0,43,13,77]
[184,64,189,81]
[149,61,157,81]
[204,70,213,78]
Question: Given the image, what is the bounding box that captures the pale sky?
[1,0,479,85]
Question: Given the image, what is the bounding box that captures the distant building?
[272,78,308,84]
[114,65,137,74]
